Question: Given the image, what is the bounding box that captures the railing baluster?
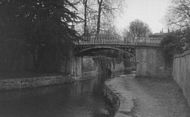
[77,34,161,47]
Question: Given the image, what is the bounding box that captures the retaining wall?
[0,75,74,90]
[104,85,120,116]
[136,46,171,78]
[173,50,190,105]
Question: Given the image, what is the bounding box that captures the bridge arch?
[76,46,134,57]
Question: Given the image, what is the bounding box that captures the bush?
[160,32,183,66]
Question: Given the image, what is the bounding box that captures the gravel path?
[123,76,190,117]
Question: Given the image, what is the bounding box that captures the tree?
[75,0,123,35]
[96,0,103,34]
[167,0,190,29]
[82,0,88,36]
[96,0,123,34]
[166,0,190,48]
[0,0,80,73]
[129,19,151,42]
[160,31,184,66]
[123,29,134,43]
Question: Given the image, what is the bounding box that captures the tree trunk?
[83,0,88,36]
[96,0,103,35]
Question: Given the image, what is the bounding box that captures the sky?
[114,0,171,34]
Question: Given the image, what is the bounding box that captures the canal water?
[0,76,110,117]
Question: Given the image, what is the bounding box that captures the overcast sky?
[114,0,171,34]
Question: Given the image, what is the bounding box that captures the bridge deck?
[76,42,160,47]
[75,35,161,48]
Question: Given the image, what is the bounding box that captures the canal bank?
[0,72,110,117]
[104,74,135,117]
[0,71,97,90]
[0,63,127,117]
[105,74,190,117]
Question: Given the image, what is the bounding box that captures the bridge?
[71,34,170,79]
[75,34,160,57]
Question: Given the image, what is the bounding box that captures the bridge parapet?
[75,35,161,47]
[80,34,123,44]
[77,41,160,47]
[134,37,162,44]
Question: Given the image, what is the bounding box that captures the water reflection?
[0,77,109,117]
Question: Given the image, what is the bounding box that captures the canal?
[0,75,110,117]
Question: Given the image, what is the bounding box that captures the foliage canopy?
[0,0,80,72]
[160,32,184,65]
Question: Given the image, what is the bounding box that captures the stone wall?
[173,50,190,105]
[136,46,171,78]
[70,56,83,79]
[0,75,74,90]
[104,85,120,116]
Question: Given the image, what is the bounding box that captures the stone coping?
[0,71,98,90]
[104,76,135,117]
[174,49,190,58]
[0,75,75,90]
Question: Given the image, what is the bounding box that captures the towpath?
[107,75,190,117]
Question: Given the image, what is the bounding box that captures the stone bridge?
[70,35,170,79]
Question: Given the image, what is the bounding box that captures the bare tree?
[76,0,123,35]
[129,19,151,42]
[96,0,123,34]
[83,0,88,36]
[167,0,190,29]
[166,0,190,48]
[96,0,103,34]
[123,29,134,43]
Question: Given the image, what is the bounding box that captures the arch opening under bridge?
[75,45,135,58]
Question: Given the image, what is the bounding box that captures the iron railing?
[76,35,161,46]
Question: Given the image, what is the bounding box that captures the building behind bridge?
[125,32,167,44]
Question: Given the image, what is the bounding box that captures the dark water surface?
[0,77,109,117]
